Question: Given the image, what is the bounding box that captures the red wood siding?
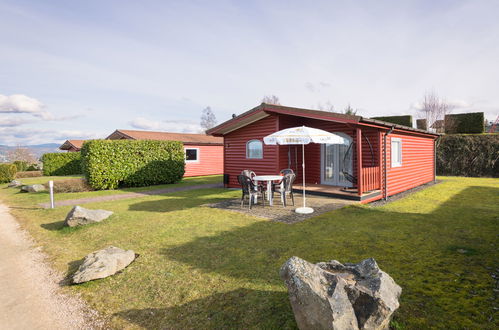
[385,132,435,196]
[224,115,279,187]
[220,111,435,198]
[184,145,223,177]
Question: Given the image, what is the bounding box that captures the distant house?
[106,129,223,177]
[59,140,85,152]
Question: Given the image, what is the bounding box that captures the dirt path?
[39,182,223,208]
[0,202,100,329]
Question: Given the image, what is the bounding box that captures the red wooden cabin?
[207,103,439,203]
[106,129,224,177]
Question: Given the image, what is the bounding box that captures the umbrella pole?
[302,143,306,208]
[295,143,313,214]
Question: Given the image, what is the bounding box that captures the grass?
[8,174,222,204]
[0,175,497,329]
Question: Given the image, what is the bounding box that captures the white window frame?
[391,138,402,167]
[246,139,263,159]
[185,148,200,163]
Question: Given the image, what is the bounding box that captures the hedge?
[42,152,82,176]
[416,119,427,130]
[436,134,499,177]
[13,160,28,172]
[0,164,17,183]
[81,140,185,190]
[371,115,413,127]
[444,112,484,134]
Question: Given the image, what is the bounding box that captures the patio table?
[253,175,283,206]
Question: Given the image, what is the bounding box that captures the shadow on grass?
[114,288,294,329]
[59,257,85,286]
[157,186,498,327]
[128,188,237,213]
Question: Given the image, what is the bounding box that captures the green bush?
[41,152,82,176]
[0,164,17,183]
[13,160,28,171]
[26,163,40,171]
[416,119,427,130]
[445,112,484,134]
[371,115,413,127]
[81,140,185,190]
[437,134,499,177]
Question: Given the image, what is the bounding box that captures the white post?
[302,143,306,208]
[49,180,55,209]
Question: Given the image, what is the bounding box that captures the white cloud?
[129,117,203,133]
[0,127,103,145]
[0,116,33,127]
[0,94,53,119]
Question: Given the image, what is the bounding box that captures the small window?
[391,138,402,167]
[246,140,263,159]
[185,148,199,162]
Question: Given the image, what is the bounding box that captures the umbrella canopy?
[263,126,349,145]
[263,126,348,214]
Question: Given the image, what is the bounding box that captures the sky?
[0,0,498,145]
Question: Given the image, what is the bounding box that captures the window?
[246,140,263,159]
[391,138,402,167]
[185,148,199,162]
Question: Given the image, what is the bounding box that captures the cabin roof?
[106,129,223,145]
[207,103,439,137]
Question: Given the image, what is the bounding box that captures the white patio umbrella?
[263,126,349,214]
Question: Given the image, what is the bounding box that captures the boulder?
[72,246,136,284]
[64,205,113,227]
[280,256,402,330]
[20,184,46,192]
[8,180,22,187]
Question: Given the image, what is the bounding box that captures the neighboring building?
[59,140,85,152]
[106,129,223,177]
[207,103,439,203]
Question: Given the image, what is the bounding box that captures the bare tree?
[261,95,280,105]
[416,90,454,133]
[200,106,217,131]
[7,145,37,163]
[316,101,335,112]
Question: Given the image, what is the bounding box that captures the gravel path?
[0,202,101,329]
[39,183,223,208]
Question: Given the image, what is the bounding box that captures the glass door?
[321,133,353,187]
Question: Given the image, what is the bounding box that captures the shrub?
[444,112,484,134]
[42,152,82,176]
[371,115,413,127]
[416,119,427,130]
[81,140,185,190]
[0,164,17,183]
[16,171,43,178]
[436,134,499,177]
[26,163,41,171]
[13,160,29,171]
[43,178,92,193]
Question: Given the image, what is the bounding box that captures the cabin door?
[321,133,353,187]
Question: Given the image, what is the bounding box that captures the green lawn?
[0,176,497,329]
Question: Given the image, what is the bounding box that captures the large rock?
[20,184,46,192]
[64,205,113,227]
[280,256,402,330]
[72,246,136,284]
[8,180,22,187]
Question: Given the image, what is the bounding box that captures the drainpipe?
[383,126,395,200]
